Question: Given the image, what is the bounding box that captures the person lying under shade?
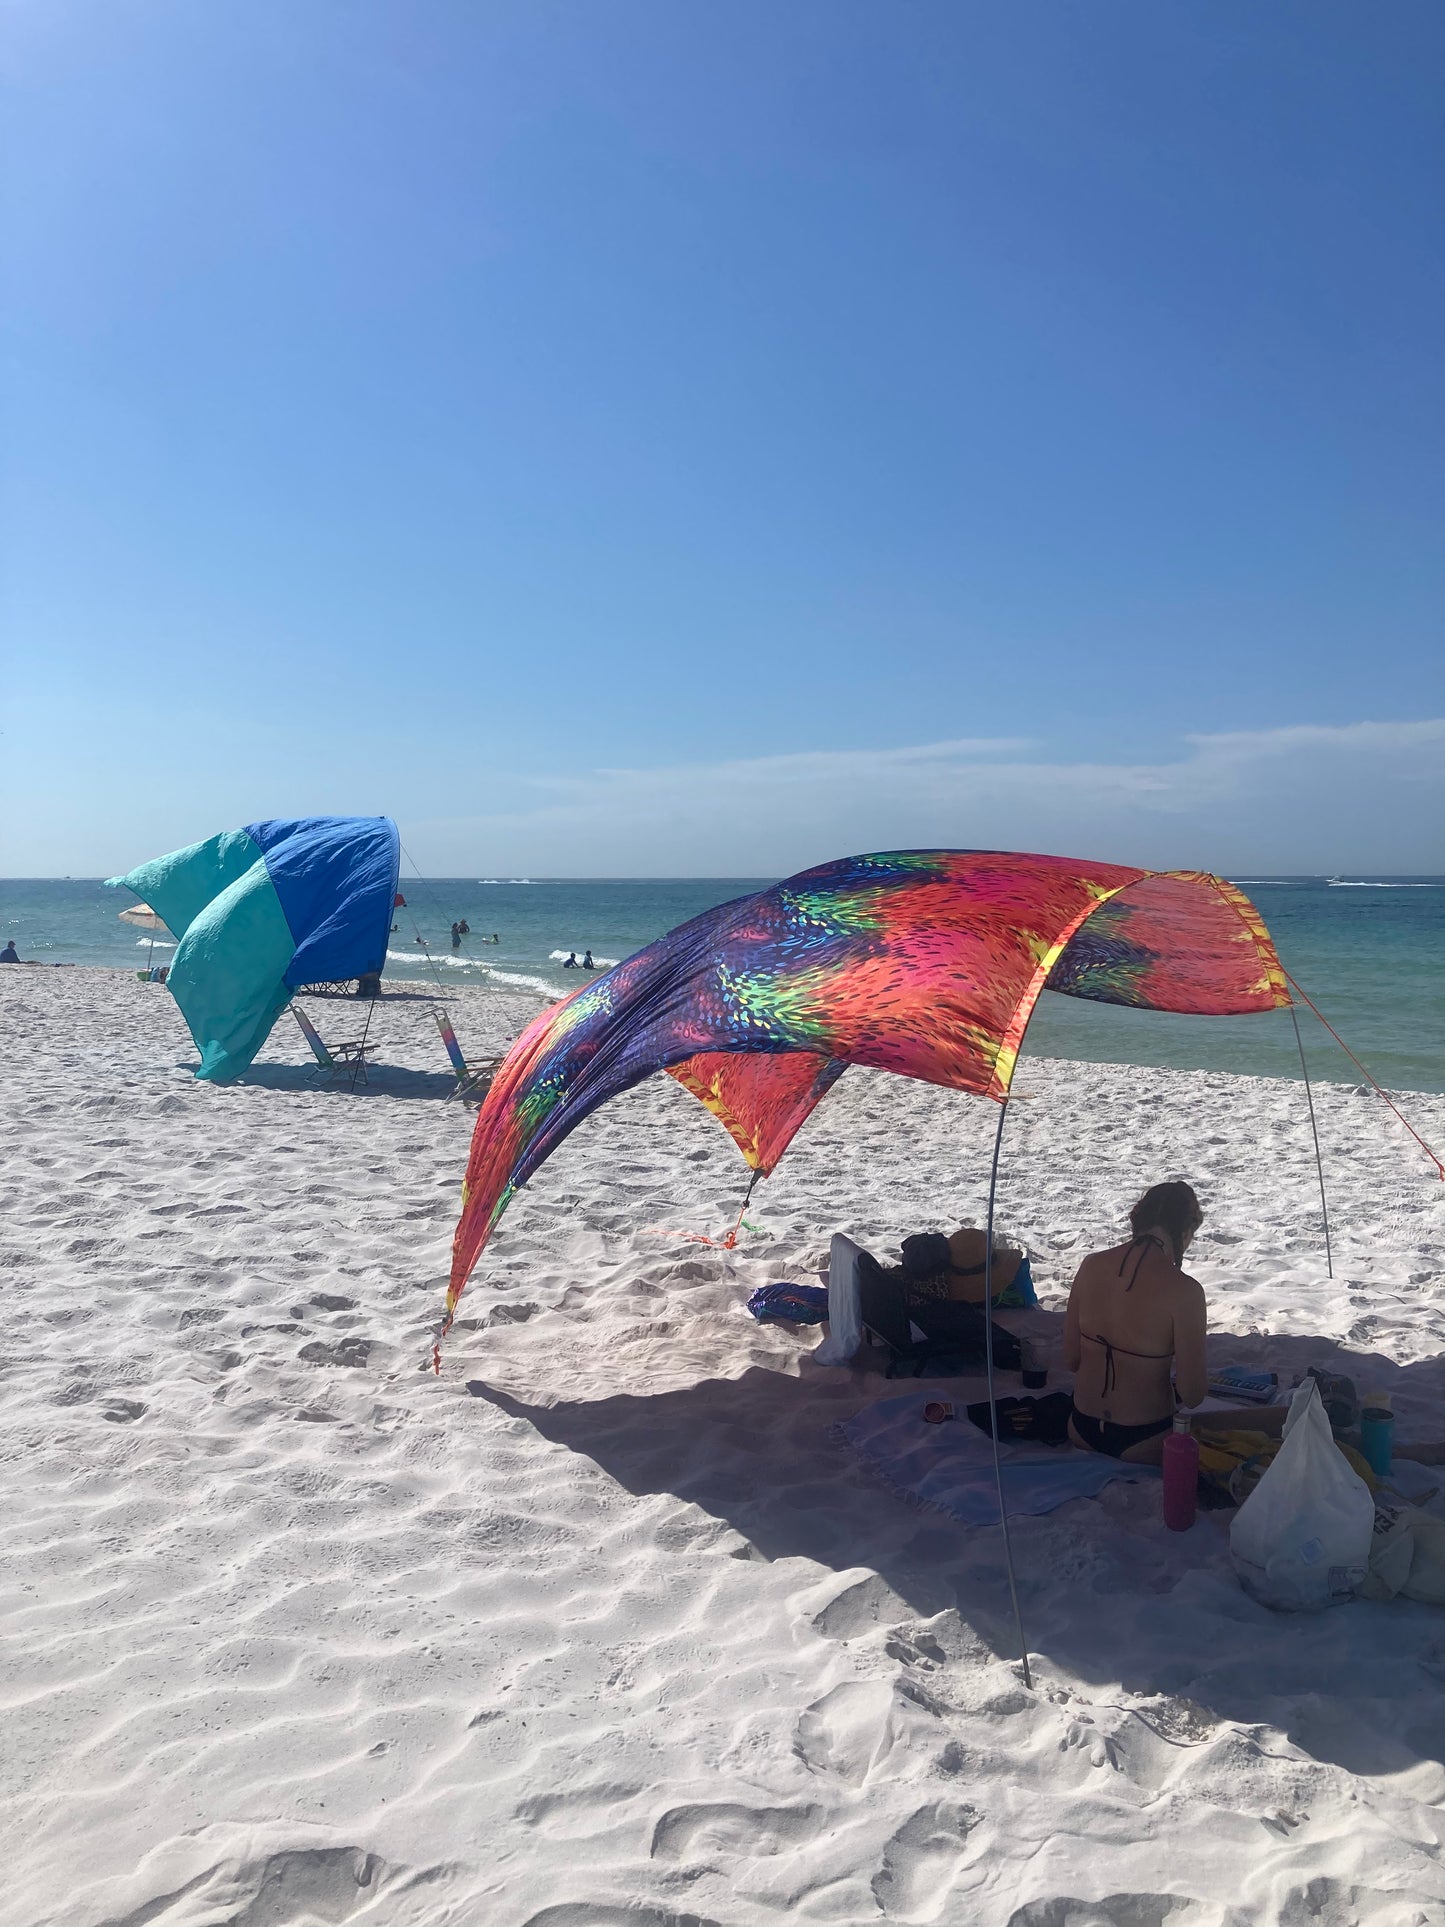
[901,1227,1038,1310]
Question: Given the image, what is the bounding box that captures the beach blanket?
[837,1392,1157,1525]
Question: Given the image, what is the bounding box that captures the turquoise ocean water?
[3,874,1442,1092]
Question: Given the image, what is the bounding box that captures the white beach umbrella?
[117,903,172,934]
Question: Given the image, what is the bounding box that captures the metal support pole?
[349,995,376,1093]
[982,1095,1032,1690]
[1290,1002,1333,1279]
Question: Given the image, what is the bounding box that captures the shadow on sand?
[226,1062,462,1101]
[469,1320,1445,1780]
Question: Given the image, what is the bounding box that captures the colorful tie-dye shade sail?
[444,851,1287,1337]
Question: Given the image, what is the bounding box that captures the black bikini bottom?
[1068,1401,1174,1460]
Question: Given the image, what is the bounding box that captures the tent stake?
[1289,1002,1333,1279]
[983,1094,1032,1691]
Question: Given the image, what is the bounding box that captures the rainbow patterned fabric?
[444,850,1287,1336]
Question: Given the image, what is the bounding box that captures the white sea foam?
[385,948,491,972]
[477,878,536,884]
[479,966,561,1000]
[1328,880,1440,888]
[135,938,176,949]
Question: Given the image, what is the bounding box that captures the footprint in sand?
[650,1800,824,1863]
[870,1801,977,1921]
[515,1784,643,1842]
[109,1845,386,1927]
[522,1910,723,1927]
[102,1399,147,1423]
[1005,1896,1219,1927]
[793,1678,901,1785]
[298,1338,372,1368]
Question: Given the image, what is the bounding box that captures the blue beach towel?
[837,1392,1157,1526]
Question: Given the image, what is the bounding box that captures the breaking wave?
[385,949,484,970]
[479,967,561,1000]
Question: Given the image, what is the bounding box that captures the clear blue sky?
[3,2,1442,874]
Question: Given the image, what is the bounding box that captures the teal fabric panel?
[106,830,262,943]
[165,860,298,1081]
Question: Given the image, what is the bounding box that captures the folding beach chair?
[432,1007,497,1103]
[856,1250,1021,1378]
[291,1001,378,1087]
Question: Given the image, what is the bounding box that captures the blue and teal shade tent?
[107,816,400,1082]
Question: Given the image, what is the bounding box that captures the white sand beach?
[4,966,1444,1927]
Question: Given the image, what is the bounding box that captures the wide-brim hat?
[948,1226,1023,1290]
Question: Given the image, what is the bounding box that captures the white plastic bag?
[813,1233,865,1364]
[1230,1378,1375,1611]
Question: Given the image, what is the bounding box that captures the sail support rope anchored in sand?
[642,1169,764,1251]
[1285,970,1445,1181]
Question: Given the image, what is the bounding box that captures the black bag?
[899,1232,953,1279]
[857,1250,1021,1378]
[967,1391,1073,1444]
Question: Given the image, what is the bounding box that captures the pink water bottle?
[1162,1413,1199,1531]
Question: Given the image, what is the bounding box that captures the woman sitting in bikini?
[1064,1180,1207,1463]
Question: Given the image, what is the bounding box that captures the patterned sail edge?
[667,1051,847,1174]
[1045,870,1289,1015]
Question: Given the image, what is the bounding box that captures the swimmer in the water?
[562,951,578,969]
[582,949,595,969]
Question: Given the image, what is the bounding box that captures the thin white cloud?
[557,736,1039,788]
[406,718,1445,875]
[1185,719,1445,760]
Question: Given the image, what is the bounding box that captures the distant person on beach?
[563,951,578,969]
[582,949,595,969]
[0,940,18,963]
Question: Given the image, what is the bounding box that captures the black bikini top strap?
[1118,1229,1168,1289]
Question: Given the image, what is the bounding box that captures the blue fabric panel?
[241,816,399,987]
